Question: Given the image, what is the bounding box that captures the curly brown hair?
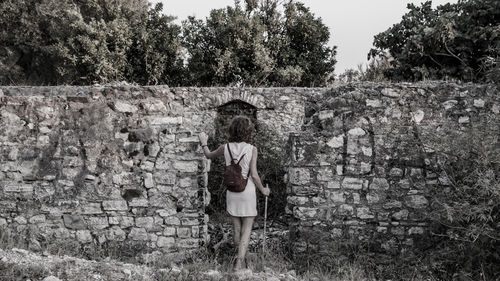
[228,115,254,143]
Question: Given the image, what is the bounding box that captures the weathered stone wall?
[286,82,499,255]
[0,83,498,258]
[0,85,307,256]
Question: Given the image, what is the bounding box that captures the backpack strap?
[227,143,246,164]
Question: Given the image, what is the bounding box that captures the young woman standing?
[198,115,270,270]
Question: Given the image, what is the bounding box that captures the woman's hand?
[198,132,208,146]
[261,187,270,197]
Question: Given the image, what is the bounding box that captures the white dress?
[224,142,257,217]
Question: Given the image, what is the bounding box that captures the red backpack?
[224,144,249,192]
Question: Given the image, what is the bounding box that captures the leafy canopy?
[181,0,337,87]
[0,0,336,86]
[368,0,500,83]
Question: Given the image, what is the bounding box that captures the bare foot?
[234,257,246,271]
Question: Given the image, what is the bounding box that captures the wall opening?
[206,100,287,223]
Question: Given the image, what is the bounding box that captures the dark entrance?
[207,99,286,223]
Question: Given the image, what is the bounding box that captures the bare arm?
[250,147,270,196]
[198,132,224,159]
[202,144,224,159]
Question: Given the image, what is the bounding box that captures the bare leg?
[231,216,242,247]
[235,216,255,270]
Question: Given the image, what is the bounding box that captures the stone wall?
[0,83,498,258]
[286,82,499,255]
[0,85,307,256]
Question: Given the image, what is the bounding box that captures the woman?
[198,115,270,270]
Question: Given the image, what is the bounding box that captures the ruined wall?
[0,83,498,258]
[286,82,499,255]
[0,85,307,256]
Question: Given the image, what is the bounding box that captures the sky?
[150,0,459,75]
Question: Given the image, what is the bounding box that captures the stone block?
[331,228,343,237]
[405,195,428,209]
[348,127,366,136]
[106,226,126,241]
[357,207,374,219]
[391,209,409,220]
[381,88,400,98]
[136,217,154,229]
[129,199,149,208]
[391,227,405,236]
[329,191,345,203]
[63,214,86,230]
[389,168,404,177]
[293,207,318,220]
[80,203,103,215]
[177,227,191,238]
[156,209,177,218]
[292,185,321,196]
[366,99,382,107]
[113,100,138,113]
[383,200,402,209]
[473,99,485,108]
[128,227,148,241]
[361,147,372,157]
[338,204,354,216]
[327,180,341,189]
[76,230,93,243]
[157,236,175,248]
[287,196,308,206]
[288,168,311,185]
[352,193,360,204]
[154,172,176,185]
[178,177,193,188]
[342,177,363,190]
[109,216,134,228]
[164,216,181,225]
[144,173,154,189]
[408,226,425,235]
[3,183,33,193]
[173,161,198,173]
[317,167,334,181]
[318,110,334,120]
[191,226,200,238]
[88,217,109,230]
[177,238,199,248]
[148,116,183,125]
[181,217,199,226]
[178,136,199,143]
[370,178,389,190]
[163,227,176,236]
[141,99,167,112]
[29,214,46,224]
[326,135,344,148]
[366,192,380,204]
[14,216,27,224]
[103,200,128,211]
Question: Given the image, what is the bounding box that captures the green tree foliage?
[181,0,337,87]
[368,0,500,82]
[0,0,336,86]
[0,0,181,85]
[125,3,184,85]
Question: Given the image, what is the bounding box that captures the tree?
[125,3,184,85]
[0,0,183,85]
[181,0,337,87]
[368,0,500,83]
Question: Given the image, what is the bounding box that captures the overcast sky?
[150,0,459,75]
